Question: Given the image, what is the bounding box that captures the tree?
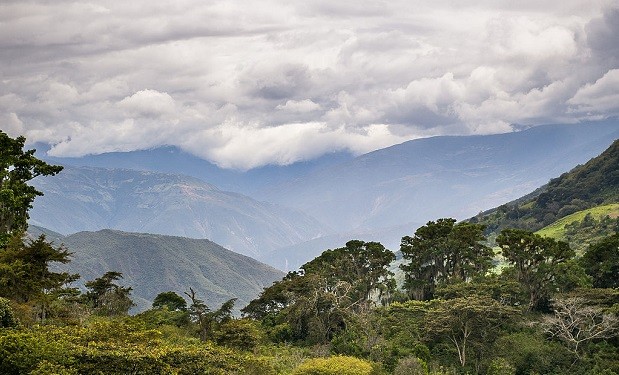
[423,296,518,370]
[301,240,396,309]
[0,234,78,322]
[497,229,574,311]
[152,291,187,311]
[0,131,62,245]
[83,271,134,316]
[400,219,492,300]
[184,287,237,342]
[580,233,619,288]
[243,240,395,344]
[542,297,619,357]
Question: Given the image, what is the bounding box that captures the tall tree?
[302,240,396,308]
[424,296,518,370]
[0,131,62,245]
[84,271,134,316]
[0,234,78,322]
[400,219,492,300]
[243,240,395,343]
[497,229,574,311]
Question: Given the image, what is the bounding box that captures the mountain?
[259,120,619,232]
[29,166,327,259]
[472,138,619,235]
[52,229,285,312]
[41,146,353,196]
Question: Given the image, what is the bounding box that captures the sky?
[1,1,618,169]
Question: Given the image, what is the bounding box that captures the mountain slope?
[535,204,619,254]
[473,138,619,234]
[56,229,284,312]
[30,166,327,259]
[260,120,619,232]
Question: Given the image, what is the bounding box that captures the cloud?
[568,69,619,117]
[1,0,618,168]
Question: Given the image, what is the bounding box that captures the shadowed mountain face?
[44,229,284,312]
[259,121,619,232]
[30,167,327,259]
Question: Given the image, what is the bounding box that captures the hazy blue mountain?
[53,229,284,312]
[259,120,619,232]
[42,146,352,196]
[30,167,327,259]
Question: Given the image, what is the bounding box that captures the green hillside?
[535,203,619,254]
[57,229,284,312]
[472,139,619,235]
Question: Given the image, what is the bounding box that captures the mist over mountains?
[31,120,619,269]
[30,167,327,258]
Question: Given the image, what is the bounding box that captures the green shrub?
[291,355,375,375]
[394,356,427,375]
[0,297,17,328]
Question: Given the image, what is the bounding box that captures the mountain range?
[30,167,326,258]
[31,119,619,269]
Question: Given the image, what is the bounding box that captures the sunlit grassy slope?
[535,203,619,254]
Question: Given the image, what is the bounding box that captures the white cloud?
[276,99,321,113]
[568,69,619,116]
[1,0,617,168]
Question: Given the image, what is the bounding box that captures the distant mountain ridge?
[43,228,285,312]
[30,166,327,259]
[42,146,353,196]
[260,120,619,232]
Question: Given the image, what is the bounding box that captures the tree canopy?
[0,131,62,245]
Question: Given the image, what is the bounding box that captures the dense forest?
[1,130,618,374]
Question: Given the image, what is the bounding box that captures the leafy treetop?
[0,131,63,244]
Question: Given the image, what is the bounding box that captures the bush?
[0,298,17,328]
[394,356,427,375]
[291,355,375,375]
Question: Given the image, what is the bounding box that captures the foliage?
[243,240,395,344]
[0,131,63,245]
[581,233,619,288]
[494,331,573,375]
[497,228,575,310]
[302,240,396,309]
[153,291,187,311]
[291,355,376,375]
[0,297,17,328]
[0,234,79,324]
[83,271,134,316]
[400,219,492,300]
[393,356,428,375]
[535,204,619,254]
[214,318,263,350]
[422,296,519,370]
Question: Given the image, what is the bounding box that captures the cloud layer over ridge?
[2,0,618,169]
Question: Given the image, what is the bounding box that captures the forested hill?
[472,138,619,234]
[55,229,285,312]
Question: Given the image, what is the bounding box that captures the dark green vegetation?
[473,139,619,235]
[1,131,618,374]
